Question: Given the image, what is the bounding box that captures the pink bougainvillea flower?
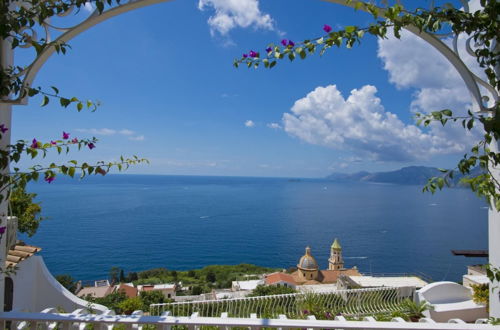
[0,124,8,134]
[249,50,258,58]
[62,131,70,139]
[242,54,248,58]
[30,138,38,148]
[323,24,332,33]
[50,140,57,145]
[45,176,55,184]
[265,47,272,53]
[288,40,295,47]
[96,167,106,176]
[88,143,95,150]
[71,138,78,143]
[0,226,6,235]
[281,39,288,46]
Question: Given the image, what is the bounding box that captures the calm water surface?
[23,175,487,282]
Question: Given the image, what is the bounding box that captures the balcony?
[0,308,497,330]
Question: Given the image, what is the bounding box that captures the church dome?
[297,246,319,270]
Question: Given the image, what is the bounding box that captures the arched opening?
[4,277,13,312]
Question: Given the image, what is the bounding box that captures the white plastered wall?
[10,255,108,313]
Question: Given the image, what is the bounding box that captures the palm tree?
[400,299,430,322]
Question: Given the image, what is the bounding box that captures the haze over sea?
[23,174,487,282]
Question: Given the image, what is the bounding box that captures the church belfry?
[328,238,344,270]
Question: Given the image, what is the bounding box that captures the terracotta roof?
[319,269,360,283]
[291,268,361,284]
[116,283,138,298]
[6,242,41,268]
[265,272,297,286]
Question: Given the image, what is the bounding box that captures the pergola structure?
[0,0,498,316]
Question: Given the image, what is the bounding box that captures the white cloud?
[283,85,463,162]
[198,0,275,36]
[377,29,484,151]
[129,135,145,141]
[119,129,135,136]
[267,122,282,129]
[244,120,255,128]
[76,128,145,141]
[76,128,118,135]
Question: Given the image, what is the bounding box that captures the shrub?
[471,283,489,311]
[118,297,144,315]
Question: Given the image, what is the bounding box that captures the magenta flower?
[302,310,309,315]
[323,24,332,33]
[249,50,258,58]
[0,124,8,133]
[281,39,288,46]
[30,138,38,149]
[265,47,272,53]
[0,227,6,235]
[63,131,70,139]
[45,176,55,184]
[243,54,248,58]
[50,140,57,145]
[288,40,295,47]
[71,138,78,143]
[88,143,95,150]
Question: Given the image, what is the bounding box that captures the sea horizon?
[23,174,487,283]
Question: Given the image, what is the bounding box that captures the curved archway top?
[9,0,174,105]
[5,0,497,112]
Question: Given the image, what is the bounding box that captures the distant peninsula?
[325,166,480,186]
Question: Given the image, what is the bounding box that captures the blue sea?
[22,175,488,283]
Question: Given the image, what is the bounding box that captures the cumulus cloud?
[377,29,484,152]
[244,120,255,127]
[198,0,275,36]
[283,85,463,162]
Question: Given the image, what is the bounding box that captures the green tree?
[119,269,126,283]
[109,267,121,284]
[55,274,76,293]
[117,297,143,315]
[248,285,296,297]
[88,291,127,313]
[9,181,45,237]
[191,286,203,295]
[140,291,168,310]
[205,271,216,283]
[127,272,138,282]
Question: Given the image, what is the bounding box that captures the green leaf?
[442,109,452,116]
[345,26,356,33]
[68,167,75,178]
[41,96,49,106]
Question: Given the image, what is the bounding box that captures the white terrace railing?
[0,308,497,330]
[150,287,416,318]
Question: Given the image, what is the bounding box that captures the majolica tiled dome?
[297,246,319,270]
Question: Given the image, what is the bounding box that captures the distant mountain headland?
[326,166,450,185]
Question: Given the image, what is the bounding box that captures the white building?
[231,279,264,292]
[337,275,428,290]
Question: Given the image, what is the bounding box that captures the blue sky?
[12,0,481,178]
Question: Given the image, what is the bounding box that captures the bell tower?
[328,238,344,270]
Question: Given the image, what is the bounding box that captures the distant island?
[326,166,481,186]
